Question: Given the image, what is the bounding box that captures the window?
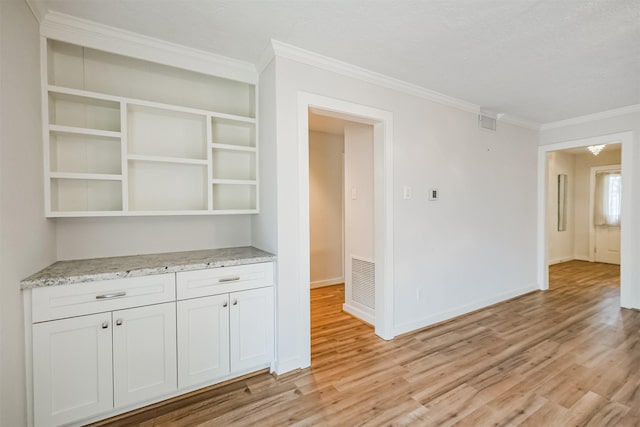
[594,171,621,226]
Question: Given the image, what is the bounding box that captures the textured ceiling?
[37,0,640,124]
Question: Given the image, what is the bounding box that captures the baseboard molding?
[548,256,574,265]
[574,255,591,262]
[343,302,375,325]
[273,357,308,375]
[393,284,539,336]
[310,277,344,289]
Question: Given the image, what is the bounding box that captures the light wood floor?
[92,261,639,426]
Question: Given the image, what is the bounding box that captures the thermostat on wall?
[429,188,439,201]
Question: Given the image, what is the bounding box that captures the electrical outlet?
[429,188,439,201]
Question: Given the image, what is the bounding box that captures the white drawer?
[32,273,175,323]
[176,262,273,300]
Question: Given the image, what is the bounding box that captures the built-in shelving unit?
[42,39,258,217]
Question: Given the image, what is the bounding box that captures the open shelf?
[211,183,257,211]
[43,38,258,217]
[50,178,123,213]
[211,148,256,181]
[50,132,121,175]
[48,91,120,132]
[211,117,255,148]
[127,105,207,160]
[128,161,207,211]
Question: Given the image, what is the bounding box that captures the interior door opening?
[308,110,376,364]
[544,142,622,291]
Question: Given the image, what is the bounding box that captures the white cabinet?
[33,303,176,425]
[43,39,258,216]
[112,303,177,408]
[177,295,230,388]
[27,260,274,426]
[33,313,113,427]
[230,287,274,372]
[176,264,274,389]
[30,275,177,427]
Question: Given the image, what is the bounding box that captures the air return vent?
[351,256,375,309]
[479,114,497,132]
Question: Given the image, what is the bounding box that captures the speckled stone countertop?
[21,247,275,289]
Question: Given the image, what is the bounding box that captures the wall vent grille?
[352,257,375,309]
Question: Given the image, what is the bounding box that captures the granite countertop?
[21,246,276,289]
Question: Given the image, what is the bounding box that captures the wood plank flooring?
[91,261,639,426]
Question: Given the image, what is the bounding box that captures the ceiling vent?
[479,109,497,132]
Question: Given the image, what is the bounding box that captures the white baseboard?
[343,302,374,325]
[273,357,308,375]
[393,283,539,336]
[310,277,344,289]
[548,256,574,265]
[574,255,591,262]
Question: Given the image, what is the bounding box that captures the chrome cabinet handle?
[222,301,228,308]
[96,291,126,300]
[218,276,241,283]
[232,300,238,306]
[115,319,123,326]
[101,321,109,329]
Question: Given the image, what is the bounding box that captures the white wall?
[343,123,374,317]
[572,149,621,260]
[56,216,252,260]
[540,111,640,308]
[344,124,374,263]
[0,2,57,425]
[546,151,575,263]
[255,54,539,374]
[251,59,277,254]
[309,131,344,287]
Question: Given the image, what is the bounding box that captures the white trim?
[548,256,575,266]
[541,104,640,130]
[297,92,395,371]
[273,41,537,129]
[394,284,538,336]
[310,277,344,289]
[537,132,635,308]
[40,11,257,84]
[499,113,540,131]
[343,302,375,325]
[573,255,591,262]
[588,164,621,263]
[24,0,46,23]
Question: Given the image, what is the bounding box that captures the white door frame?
[297,92,395,368]
[537,131,634,308]
[589,164,621,262]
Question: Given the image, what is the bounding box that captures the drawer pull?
[218,276,241,283]
[101,321,109,329]
[95,291,127,300]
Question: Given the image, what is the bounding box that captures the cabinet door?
[112,302,177,408]
[230,287,274,373]
[177,294,230,388]
[33,313,113,427]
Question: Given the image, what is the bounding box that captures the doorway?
[297,92,394,367]
[590,165,621,265]
[537,131,634,308]
[308,110,377,331]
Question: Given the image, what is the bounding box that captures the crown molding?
[271,40,479,114]
[40,11,257,84]
[541,104,640,131]
[257,39,276,75]
[499,114,540,131]
[24,0,46,23]
[269,40,539,130]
